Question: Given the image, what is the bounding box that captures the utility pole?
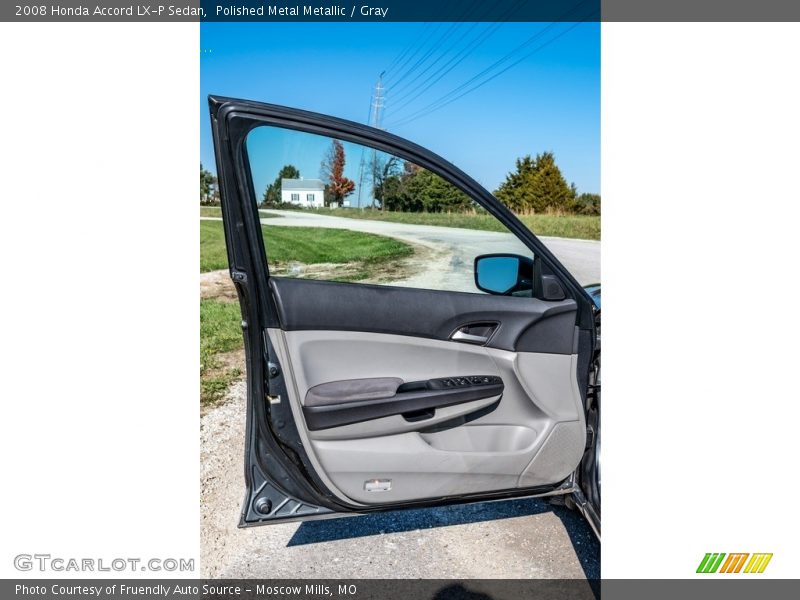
[357,73,385,209]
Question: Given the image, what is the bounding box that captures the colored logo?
[697,553,772,574]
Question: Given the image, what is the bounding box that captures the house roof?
[282,178,325,191]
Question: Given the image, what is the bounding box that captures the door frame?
[208,95,597,525]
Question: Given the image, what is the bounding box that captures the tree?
[261,164,300,207]
[494,152,577,214]
[493,156,537,212]
[380,161,473,213]
[370,154,400,209]
[408,169,473,213]
[575,192,601,215]
[200,163,217,205]
[320,140,355,206]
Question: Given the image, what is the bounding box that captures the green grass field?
[306,208,600,241]
[200,220,413,275]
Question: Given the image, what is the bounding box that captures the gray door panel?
[271,326,585,505]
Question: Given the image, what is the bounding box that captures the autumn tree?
[320,140,355,206]
[261,164,300,207]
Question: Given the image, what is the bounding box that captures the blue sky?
[201,22,599,194]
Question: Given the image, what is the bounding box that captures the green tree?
[494,152,577,214]
[200,163,217,205]
[575,192,601,215]
[493,156,536,212]
[261,165,301,207]
[381,161,473,213]
[408,168,473,213]
[370,154,400,209]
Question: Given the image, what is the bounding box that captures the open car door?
[209,96,598,533]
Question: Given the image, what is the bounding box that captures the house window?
[307,193,315,203]
[291,193,300,202]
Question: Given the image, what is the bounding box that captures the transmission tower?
[371,73,386,129]
[357,73,386,208]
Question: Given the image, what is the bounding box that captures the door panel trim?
[270,277,577,354]
[308,397,500,441]
[303,381,504,431]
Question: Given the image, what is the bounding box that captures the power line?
[382,0,479,89]
[388,19,592,129]
[388,21,483,99]
[382,22,433,76]
[386,22,465,92]
[388,22,503,110]
[387,0,528,112]
[385,0,594,127]
[387,20,564,124]
[386,0,486,97]
[383,22,447,87]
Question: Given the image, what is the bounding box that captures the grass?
[200,299,244,405]
[200,220,413,277]
[307,208,600,241]
[200,206,281,218]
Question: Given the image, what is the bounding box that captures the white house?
[281,178,325,208]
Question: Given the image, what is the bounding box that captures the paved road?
[261,210,600,287]
[201,382,599,579]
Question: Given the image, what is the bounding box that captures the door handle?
[450,322,498,345]
[451,330,490,344]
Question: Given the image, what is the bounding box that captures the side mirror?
[474,254,534,296]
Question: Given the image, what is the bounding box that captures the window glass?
[245,125,533,296]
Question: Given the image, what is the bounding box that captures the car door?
[208,96,597,527]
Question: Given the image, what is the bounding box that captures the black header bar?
[4,1,800,22]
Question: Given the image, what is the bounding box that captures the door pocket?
[420,425,538,454]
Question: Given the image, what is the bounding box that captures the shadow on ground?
[551,503,601,580]
[287,497,599,579]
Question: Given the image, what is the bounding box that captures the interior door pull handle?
[451,330,490,344]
